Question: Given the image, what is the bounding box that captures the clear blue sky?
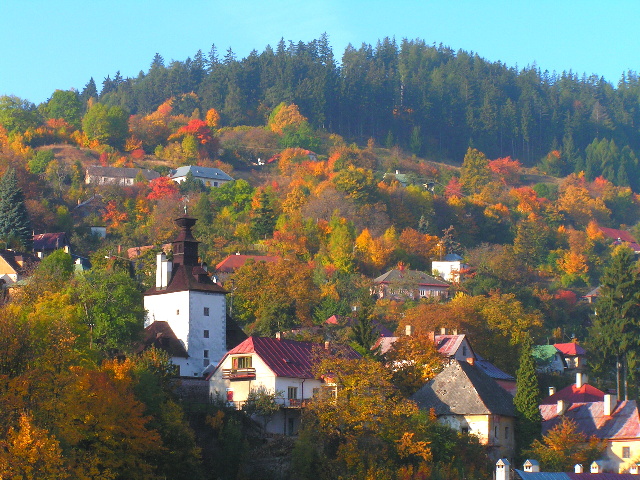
[2,0,639,105]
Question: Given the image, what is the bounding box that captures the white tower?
[144,217,227,377]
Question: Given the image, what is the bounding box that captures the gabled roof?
[170,166,234,182]
[86,166,160,180]
[515,471,640,479]
[145,264,227,295]
[374,269,449,287]
[0,249,39,276]
[138,321,188,358]
[540,383,604,405]
[599,227,640,252]
[554,342,586,356]
[32,232,68,251]
[215,254,280,273]
[475,353,515,382]
[435,334,470,357]
[213,336,359,379]
[541,400,640,440]
[411,360,515,417]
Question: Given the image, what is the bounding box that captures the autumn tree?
[524,417,606,472]
[460,147,490,194]
[82,102,129,149]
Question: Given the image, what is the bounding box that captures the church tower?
[144,216,227,377]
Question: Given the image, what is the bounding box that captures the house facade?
[432,253,468,283]
[143,217,228,377]
[169,166,234,188]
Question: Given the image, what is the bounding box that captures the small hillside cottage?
[373,267,450,300]
[432,253,468,283]
[85,166,160,186]
[412,359,516,462]
[553,342,587,371]
[143,217,229,377]
[32,232,70,258]
[169,166,234,188]
[208,336,359,435]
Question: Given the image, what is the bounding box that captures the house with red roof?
[208,336,359,435]
[539,373,640,473]
[214,253,280,285]
[599,227,640,254]
[554,342,587,371]
[32,232,70,258]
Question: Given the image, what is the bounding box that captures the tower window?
[204,307,210,316]
[204,350,209,358]
[204,330,209,338]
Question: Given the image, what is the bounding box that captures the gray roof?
[170,166,234,182]
[374,269,449,287]
[411,360,515,416]
[86,166,160,180]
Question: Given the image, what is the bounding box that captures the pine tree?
[0,169,31,249]
[513,335,542,459]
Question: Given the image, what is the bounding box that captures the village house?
[373,266,450,300]
[85,166,160,186]
[412,358,516,462]
[214,253,280,285]
[169,165,234,188]
[540,373,640,473]
[554,342,587,372]
[431,253,468,283]
[32,232,70,258]
[496,458,640,479]
[0,249,39,292]
[208,335,359,435]
[598,226,640,254]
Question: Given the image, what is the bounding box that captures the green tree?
[513,335,542,458]
[460,147,491,194]
[243,385,282,432]
[0,168,32,249]
[44,90,83,128]
[589,245,640,399]
[0,95,41,133]
[27,149,55,175]
[82,102,129,149]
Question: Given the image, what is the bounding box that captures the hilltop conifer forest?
[2,36,640,478]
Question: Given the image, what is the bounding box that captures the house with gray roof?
[373,267,450,300]
[412,358,516,461]
[169,165,234,188]
[85,166,160,186]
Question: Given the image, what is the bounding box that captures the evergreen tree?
[513,335,542,459]
[0,169,32,249]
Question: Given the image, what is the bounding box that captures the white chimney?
[523,460,540,473]
[496,459,511,480]
[275,332,281,340]
[156,253,165,288]
[574,464,583,473]
[440,327,447,335]
[161,256,172,288]
[576,372,584,388]
[604,393,617,416]
[591,461,603,473]
[557,399,567,416]
[405,324,414,336]
[549,386,556,396]
[452,328,458,335]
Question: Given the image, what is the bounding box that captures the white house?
[143,217,228,377]
[169,166,234,188]
[85,166,160,186]
[208,336,359,435]
[432,253,467,283]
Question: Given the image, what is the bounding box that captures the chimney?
[440,327,447,335]
[324,341,330,351]
[496,459,511,480]
[156,253,165,288]
[523,460,540,473]
[575,372,584,388]
[275,332,281,340]
[557,399,567,416]
[161,255,172,288]
[452,328,458,335]
[466,357,475,366]
[604,392,617,416]
[549,386,556,396]
[405,324,414,336]
[574,464,584,473]
[591,461,603,474]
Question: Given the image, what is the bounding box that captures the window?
[504,427,509,439]
[204,307,210,316]
[204,350,209,358]
[288,387,298,399]
[232,356,252,369]
[176,309,179,315]
[495,426,498,438]
[462,345,467,356]
[214,181,219,187]
[203,330,209,338]
[461,427,469,435]
[623,447,631,459]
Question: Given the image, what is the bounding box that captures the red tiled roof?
[215,254,280,273]
[435,334,468,357]
[541,400,640,440]
[599,227,640,252]
[554,342,586,356]
[540,383,605,405]
[32,232,68,251]
[218,336,359,379]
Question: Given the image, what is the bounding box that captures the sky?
[1,0,640,105]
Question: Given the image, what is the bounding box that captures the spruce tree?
[513,335,542,459]
[0,168,32,249]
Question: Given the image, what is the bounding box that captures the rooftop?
[170,165,234,181]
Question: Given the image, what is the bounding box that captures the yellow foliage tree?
[268,102,307,134]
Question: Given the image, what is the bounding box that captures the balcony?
[222,368,256,380]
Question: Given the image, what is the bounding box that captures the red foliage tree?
[146,177,179,201]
